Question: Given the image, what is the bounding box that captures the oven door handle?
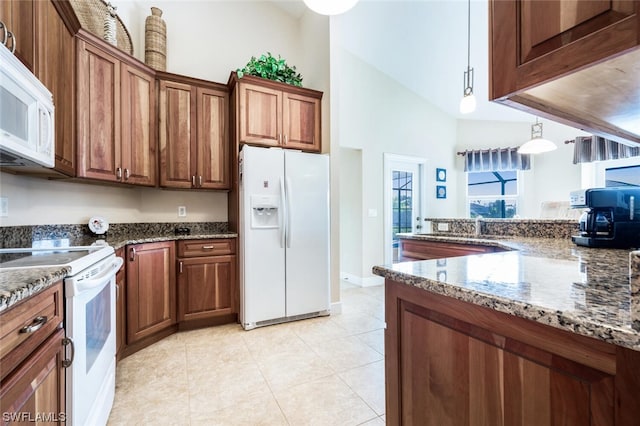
[75,257,124,293]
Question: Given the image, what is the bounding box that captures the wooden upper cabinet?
[231,73,323,153]
[283,92,321,151]
[158,73,230,190]
[76,32,156,185]
[0,0,35,71]
[490,0,640,145]
[239,83,282,147]
[197,87,229,189]
[121,63,156,186]
[33,0,76,176]
[158,79,195,188]
[76,38,121,182]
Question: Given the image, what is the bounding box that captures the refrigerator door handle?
[279,176,286,248]
[285,176,293,248]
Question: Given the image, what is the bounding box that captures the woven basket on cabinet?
[69,0,134,55]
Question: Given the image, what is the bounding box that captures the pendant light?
[303,0,359,16]
[459,0,476,114]
[518,118,558,154]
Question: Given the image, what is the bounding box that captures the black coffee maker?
[570,187,640,248]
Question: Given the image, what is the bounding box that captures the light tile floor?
[107,282,386,425]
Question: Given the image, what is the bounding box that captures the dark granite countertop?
[0,230,237,312]
[375,234,640,351]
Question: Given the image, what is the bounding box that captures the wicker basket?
[69,0,133,55]
[144,7,166,71]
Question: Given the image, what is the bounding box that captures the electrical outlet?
[178,206,187,217]
[437,222,449,232]
[0,197,7,217]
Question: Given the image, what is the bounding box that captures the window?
[467,171,518,218]
[392,171,414,236]
[605,165,640,187]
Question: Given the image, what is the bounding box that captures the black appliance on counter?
[570,187,640,248]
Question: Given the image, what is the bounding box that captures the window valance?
[458,148,531,172]
[572,136,640,164]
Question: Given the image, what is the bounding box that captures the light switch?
[178,206,187,217]
[368,208,378,218]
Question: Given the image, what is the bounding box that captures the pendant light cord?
[466,0,471,71]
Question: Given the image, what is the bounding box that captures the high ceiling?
[274,0,533,122]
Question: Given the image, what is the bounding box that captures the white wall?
[339,148,363,277]
[455,119,589,218]
[0,2,324,227]
[0,173,227,226]
[334,47,458,280]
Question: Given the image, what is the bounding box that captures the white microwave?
[0,43,54,168]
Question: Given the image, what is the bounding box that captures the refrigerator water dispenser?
[250,195,279,228]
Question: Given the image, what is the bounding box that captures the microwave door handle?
[44,107,53,153]
[0,22,7,47]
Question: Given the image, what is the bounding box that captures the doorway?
[383,154,426,264]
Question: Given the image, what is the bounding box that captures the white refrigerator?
[239,145,330,330]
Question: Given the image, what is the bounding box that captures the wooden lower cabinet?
[177,239,236,325]
[0,282,66,425]
[0,328,66,425]
[115,247,126,359]
[385,279,640,425]
[126,241,176,344]
[398,238,506,261]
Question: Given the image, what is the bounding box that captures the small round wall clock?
[88,216,109,235]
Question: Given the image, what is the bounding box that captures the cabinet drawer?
[0,282,63,381]
[177,239,236,257]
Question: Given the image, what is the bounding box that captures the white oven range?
[0,244,123,425]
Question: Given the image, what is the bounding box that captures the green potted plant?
[237,52,303,87]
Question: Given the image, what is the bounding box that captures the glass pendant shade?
[518,120,558,154]
[303,0,359,15]
[459,93,476,114]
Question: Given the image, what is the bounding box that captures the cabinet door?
[238,83,282,147]
[76,39,121,182]
[34,0,75,176]
[121,64,156,186]
[126,242,176,343]
[0,0,35,72]
[0,328,66,424]
[115,248,126,358]
[283,92,321,152]
[386,283,616,425]
[196,87,229,189]
[177,255,235,322]
[159,80,196,188]
[490,0,638,99]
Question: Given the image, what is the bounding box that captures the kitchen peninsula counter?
[377,233,638,350]
[379,233,640,425]
[0,229,237,311]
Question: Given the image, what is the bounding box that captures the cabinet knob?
[192,175,196,187]
[284,134,288,145]
[202,245,214,250]
[116,167,122,180]
[129,247,136,262]
[179,261,183,274]
[198,176,203,187]
[124,168,130,180]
